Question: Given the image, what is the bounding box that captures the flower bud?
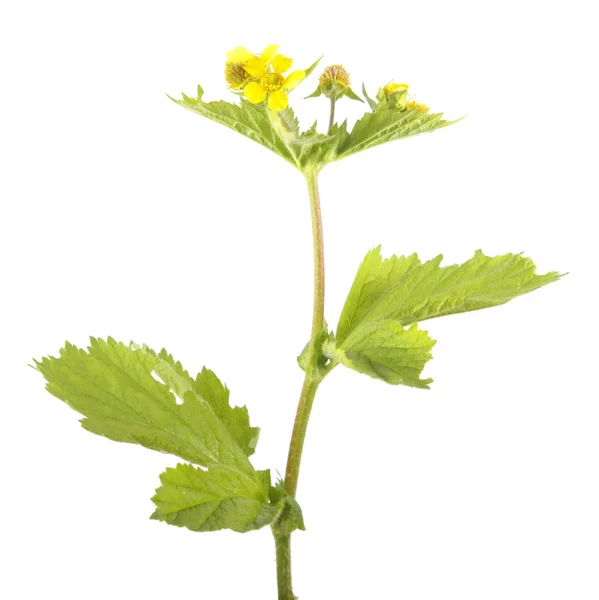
[383,82,409,96]
[319,64,351,97]
[305,64,363,102]
[381,82,409,109]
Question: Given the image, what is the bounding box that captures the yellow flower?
[224,44,279,90]
[383,82,409,96]
[381,82,427,112]
[243,53,306,111]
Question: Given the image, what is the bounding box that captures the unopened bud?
[319,64,351,94]
[305,64,363,103]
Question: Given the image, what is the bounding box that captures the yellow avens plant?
[35,44,562,599]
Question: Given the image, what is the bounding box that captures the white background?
[1,1,597,598]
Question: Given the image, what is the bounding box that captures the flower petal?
[245,58,267,79]
[226,46,254,63]
[261,44,280,64]
[268,90,288,111]
[272,54,293,74]
[244,82,267,104]
[284,70,306,91]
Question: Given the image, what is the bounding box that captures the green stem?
[285,171,325,497]
[284,376,320,497]
[275,534,296,600]
[273,170,326,600]
[328,97,336,134]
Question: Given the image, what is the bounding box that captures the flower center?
[261,72,284,93]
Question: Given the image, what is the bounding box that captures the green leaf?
[136,346,260,457]
[336,247,562,345]
[35,337,295,534]
[337,248,422,344]
[151,464,279,533]
[173,85,341,172]
[267,109,341,170]
[304,86,323,99]
[171,82,458,172]
[171,85,298,168]
[194,367,260,457]
[335,108,461,160]
[328,247,561,388]
[304,55,323,78]
[342,87,364,103]
[362,84,377,112]
[35,337,257,474]
[324,322,435,389]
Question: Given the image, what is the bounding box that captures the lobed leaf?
[336,247,562,345]
[328,247,561,388]
[151,464,277,533]
[172,85,297,167]
[35,338,257,473]
[35,337,294,534]
[325,322,435,389]
[335,108,460,160]
[171,85,459,173]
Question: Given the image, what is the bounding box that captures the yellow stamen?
[261,72,284,93]
[224,61,250,89]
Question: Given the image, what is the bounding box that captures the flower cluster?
[224,44,306,111]
[224,44,430,118]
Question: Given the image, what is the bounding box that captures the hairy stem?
[273,170,326,600]
[275,534,296,600]
[285,171,325,496]
[328,98,336,134]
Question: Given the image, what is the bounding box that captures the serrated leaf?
[172,83,335,173]
[138,346,260,457]
[337,249,421,344]
[325,322,435,389]
[172,85,298,167]
[335,108,460,160]
[35,337,256,474]
[172,78,460,172]
[151,464,278,533]
[336,248,562,344]
[194,367,260,457]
